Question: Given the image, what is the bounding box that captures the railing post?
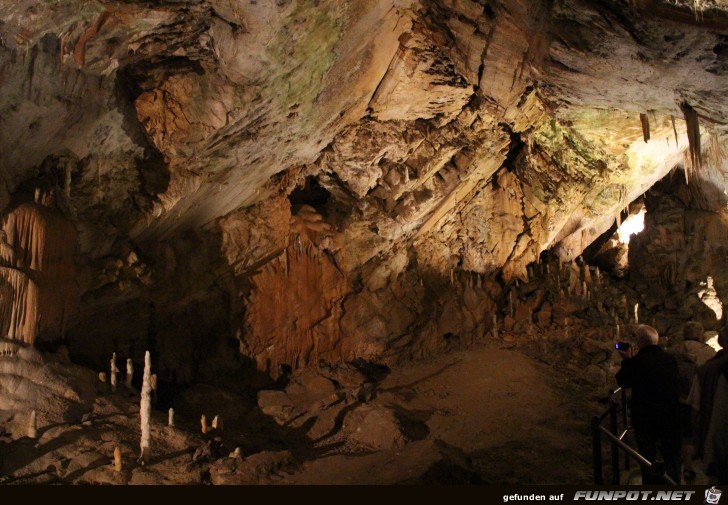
[592,415,603,485]
[622,388,630,471]
[610,399,620,484]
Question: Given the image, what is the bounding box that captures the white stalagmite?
[110,353,118,392]
[28,410,37,439]
[139,351,152,463]
[634,303,639,324]
[125,358,134,388]
[212,415,221,431]
[168,408,175,427]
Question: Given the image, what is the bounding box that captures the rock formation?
[0,1,728,483]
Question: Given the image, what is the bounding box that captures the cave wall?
[629,160,728,336]
[1,0,728,381]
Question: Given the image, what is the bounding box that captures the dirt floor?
[0,343,601,484]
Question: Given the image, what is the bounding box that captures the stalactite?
[671,115,679,148]
[0,203,79,344]
[640,113,650,143]
[681,102,702,173]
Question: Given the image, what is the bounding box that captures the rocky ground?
[0,340,601,485]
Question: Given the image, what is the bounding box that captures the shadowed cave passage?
[1,0,728,486]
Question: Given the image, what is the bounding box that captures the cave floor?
[0,343,599,484]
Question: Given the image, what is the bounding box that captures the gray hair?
[635,325,659,348]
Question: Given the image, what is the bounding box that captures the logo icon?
[706,487,723,505]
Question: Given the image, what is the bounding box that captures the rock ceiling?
[1,0,727,377]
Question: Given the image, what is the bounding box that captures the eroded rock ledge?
[0,0,726,385]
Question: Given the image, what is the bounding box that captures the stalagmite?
[582,281,587,298]
[616,324,620,341]
[634,303,639,324]
[595,267,601,284]
[27,410,37,439]
[114,446,122,472]
[584,267,592,285]
[64,162,72,198]
[139,351,152,464]
[492,314,498,336]
[168,408,175,427]
[125,358,134,389]
[110,352,118,391]
[212,415,222,431]
[201,415,208,434]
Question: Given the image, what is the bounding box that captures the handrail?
[592,386,677,486]
[597,424,653,468]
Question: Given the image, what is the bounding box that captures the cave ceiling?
[1,0,728,372]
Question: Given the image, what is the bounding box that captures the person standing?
[616,325,681,484]
[688,326,728,481]
[670,321,716,480]
[703,362,728,484]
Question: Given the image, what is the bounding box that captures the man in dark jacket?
[616,324,681,484]
[688,326,728,479]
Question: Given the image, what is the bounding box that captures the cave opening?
[288,176,332,212]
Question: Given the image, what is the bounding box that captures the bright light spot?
[617,207,646,244]
[698,275,723,321]
[705,333,723,353]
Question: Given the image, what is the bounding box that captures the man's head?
[635,325,659,349]
[683,321,705,342]
[718,325,728,350]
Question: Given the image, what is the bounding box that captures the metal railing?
[591,387,677,485]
